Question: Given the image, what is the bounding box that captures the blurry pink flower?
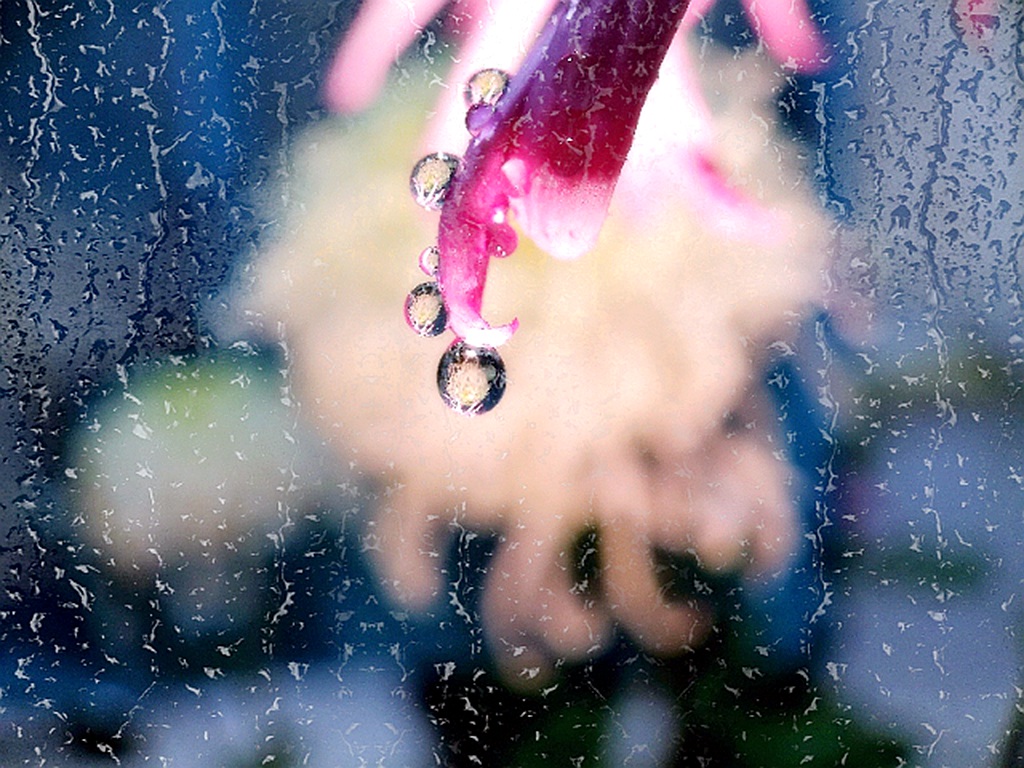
[250,0,831,685]
[252,66,829,685]
[326,0,827,410]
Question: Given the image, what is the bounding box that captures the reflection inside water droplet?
[418,245,440,277]
[437,341,506,415]
[465,104,496,137]
[410,153,460,211]
[463,68,510,108]
[404,282,448,337]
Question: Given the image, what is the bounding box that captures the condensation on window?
[1,1,1022,765]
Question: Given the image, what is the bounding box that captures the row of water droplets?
[402,68,512,415]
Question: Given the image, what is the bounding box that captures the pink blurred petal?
[425,0,558,154]
[323,0,450,113]
[617,34,782,242]
[435,0,689,346]
[740,0,828,72]
[681,0,717,29]
[685,152,784,242]
[620,32,715,177]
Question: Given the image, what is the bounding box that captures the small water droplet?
[464,68,510,108]
[410,153,460,211]
[404,282,448,337]
[437,341,506,415]
[419,245,440,277]
[465,103,496,137]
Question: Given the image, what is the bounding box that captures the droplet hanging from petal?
[404,282,448,337]
[437,341,507,415]
[410,153,461,211]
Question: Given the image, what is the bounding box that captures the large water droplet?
[404,282,448,337]
[463,68,510,108]
[410,153,460,211]
[437,341,506,415]
[418,244,440,277]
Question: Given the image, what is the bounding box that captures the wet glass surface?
[2,0,1023,765]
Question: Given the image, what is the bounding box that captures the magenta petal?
[435,0,690,346]
[437,207,520,347]
[436,140,522,345]
[681,0,827,73]
[681,0,717,28]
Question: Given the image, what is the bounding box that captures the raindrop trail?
[23,0,64,196]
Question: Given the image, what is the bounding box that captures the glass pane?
[1,0,1020,765]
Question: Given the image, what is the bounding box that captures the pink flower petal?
[682,0,827,72]
[740,0,828,72]
[435,0,690,346]
[681,0,718,29]
[323,0,450,113]
[507,163,616,261]
[616,34,783,241]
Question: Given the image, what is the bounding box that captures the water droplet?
[465,104,495,137]
[464,68,510,108]
[437,341,507,415]
[410,153,460,211]
[418,245,440,277]
[404,282,448,337]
